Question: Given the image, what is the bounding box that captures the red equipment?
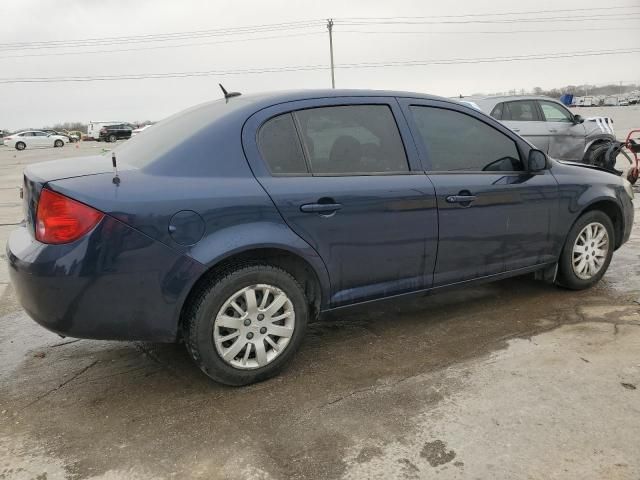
[623,129,640,185]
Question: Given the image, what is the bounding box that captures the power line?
[338,13,640,26]
[2,4,638,51]
[339,4,640,20]
[337,26,639,35]
[0,31,325,59]
[3,24,633,59]
[1,48,637,84]
[339,48,640,67]
[0,21,323,51]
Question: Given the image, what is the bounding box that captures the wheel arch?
[578,198,625,249]
[583,135,615,159]
[178,245,328,337]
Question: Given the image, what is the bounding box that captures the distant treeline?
[45,121,88,133]
[533,84,639,98]
[489,84,640,99]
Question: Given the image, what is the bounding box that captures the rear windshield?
[112,97,248,172]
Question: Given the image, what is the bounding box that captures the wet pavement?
[0,143,639,479]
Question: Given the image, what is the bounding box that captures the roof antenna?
[111,151,120,185]
[219,83,241,102]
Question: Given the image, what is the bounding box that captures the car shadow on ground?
[10,273,604,398]
[1,273,630,480]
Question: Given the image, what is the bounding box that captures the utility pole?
[327,18,335,88]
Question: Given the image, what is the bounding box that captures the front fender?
[188,221,331,306]
[550,160,627,255]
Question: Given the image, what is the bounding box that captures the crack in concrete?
[72,365,159,386]
[49,339,81,348]
[21,360,98,410]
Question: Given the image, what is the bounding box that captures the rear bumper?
[7,217,205,341]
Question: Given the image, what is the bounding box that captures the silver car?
[462,95,615,162]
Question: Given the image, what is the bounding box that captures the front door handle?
[511,128,520,132]
[446,195,477,204]
[548,128,557,133]
[300,202,343,214]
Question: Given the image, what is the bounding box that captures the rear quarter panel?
[49,169,331,310]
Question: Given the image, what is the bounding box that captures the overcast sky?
[1,0,639,130]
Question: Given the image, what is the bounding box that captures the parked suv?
[464,95,616,162]
[7,90,634,385]
[98,124,132,142]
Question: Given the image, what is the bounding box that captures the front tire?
[183,264,309,386]
[15,142,26,151]
[557,211,614,289]
[54,139,64,148]
[108,134,117,143]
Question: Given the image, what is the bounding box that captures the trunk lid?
[22,155,116,236]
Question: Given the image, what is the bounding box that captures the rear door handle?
[548,128,557,133]
[300,202,343,213]
[446,195,477,204]
[511,128,520,132]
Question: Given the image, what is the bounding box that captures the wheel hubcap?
[572,222,609,280]
[213,284,295,370]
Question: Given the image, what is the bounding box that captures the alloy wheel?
[213,284,295,370]
[572,222,609,280]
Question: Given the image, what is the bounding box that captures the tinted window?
[258,113,308,174]
[503,101,539,121]
[409,106,522,172]
[33,132,47,136]
[490,103,503,120]
[294,105,408,175]
[539,101,572,122]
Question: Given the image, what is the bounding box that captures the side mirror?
[573,114,584,124]
[528,149,547,172]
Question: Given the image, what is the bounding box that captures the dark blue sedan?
[7,89,634,385]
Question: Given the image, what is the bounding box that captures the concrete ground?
[0,137,639,480]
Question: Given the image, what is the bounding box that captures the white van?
[87,121,123,140]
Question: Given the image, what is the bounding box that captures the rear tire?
[556,210,614,290]
[183,264,309,386]
[15,142,26,151]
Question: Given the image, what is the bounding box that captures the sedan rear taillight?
[36,189,104,244]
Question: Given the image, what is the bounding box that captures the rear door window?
[258,113,309,175]
[294,105,409,175]
[490,103,504,120]
[503,101,540,121]
[409,105,522,172]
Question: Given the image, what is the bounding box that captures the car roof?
[201,88,459,113]
[463,94,560,102]
[461,94,564,113]
[176,88,470,125]
[240,88,445,101]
